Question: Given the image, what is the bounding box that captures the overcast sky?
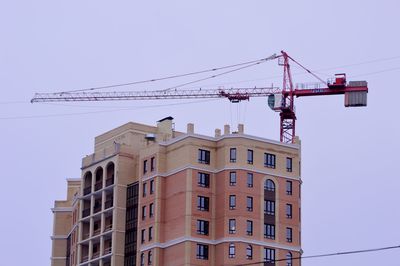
[1,1,400,265]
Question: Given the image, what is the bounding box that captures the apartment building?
[51,117,302,266]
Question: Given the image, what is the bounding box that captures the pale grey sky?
[1,1,399,265]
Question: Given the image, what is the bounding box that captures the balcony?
[104,223,113,232]
[106,177,114,187]
[81,255,89,263]
[94,182,102,191]
[82,208,90,218]
[93,228,101,236]
[83,186,91,196]
[93,205,101,214]
[92,252,100,259]
[104,246,112,255]
[105,199,113,210]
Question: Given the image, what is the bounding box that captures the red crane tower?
[31,51,368,143]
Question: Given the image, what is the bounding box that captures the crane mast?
[31,51,368,144]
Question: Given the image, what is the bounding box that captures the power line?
[235,244,400,266]
[57,55,277,93]
[0,98,222,120]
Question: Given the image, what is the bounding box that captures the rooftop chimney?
[224,124,230,135]
[187,123,194,134]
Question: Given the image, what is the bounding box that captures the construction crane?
[31,51,368,143]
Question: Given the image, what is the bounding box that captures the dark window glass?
[142,182,147,197]
[151,157,155,172]
[247,149,253,164]
[198,172,210,188]
[247,173,253,187]
[198,149,210,164]
[286,157,292,172]
[264,223,275,239]
[286,204,292,219]
[286,252,293,266]
[247,196,253,211]
[143,160,148,174]
[230,148,237,163]
[246,245,253,259]
[229,195,236,210]
[246,220,253,236]
[229,243,235,258]
[229,172,237,186]
[148,226,153,241]
[286,180,293,195]
[196,244,209,260]
[149,203,154,218]
[286,227,293,242]
[264,248,275,263]
[229,219,236,234]
[264,153,276,168]
[148,250,153,265]
[196,220,209,235]
[140,253,144,266]
[150,180,155,194]
[141,229,145,243]
[264,200,275,215]
[265,179,275,191]
[142,206,146,220]
[197,196,209,211]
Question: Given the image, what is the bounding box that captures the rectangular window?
[230,148,237,163]
[148,226,153,241]
[143,160,148,174]
[198,172,210,188]
[196,220,209,235]
[247,173,253,188]
[142,206,146,220]
[286,227,293,242]
[229,172,237,186]
[229,219,236,234]
[264,223,275,239]
[197,196,210,211]
[264,200,275,215]
[140,253,144,266]
[151,157,155,172]
[264,248,275,263]
[264,153,276,168]
[246,220,253,236]
[148,250,153,265]
[247,149,253,164]
[141,229,145,243]
[286,204,292,219]
[149,203,154,218]
[142,182,147,197]
[229,195,236,210]
[198,149,210,164]
[247,196,253,211]
[286,180,293,195]
[229,243,235,258]
[286,157,293,172]
[196,244,209,260]
[150,179,155,194]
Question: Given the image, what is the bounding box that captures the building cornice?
[142,164,301,182]
[159,133,300,150]
[51,207,73,213]
[140,236,301,252]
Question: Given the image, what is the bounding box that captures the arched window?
[83,171,92,195]
[286,252,293,266]
[246,245,253,259]
[265,179,275,191]
[106,162,115,186]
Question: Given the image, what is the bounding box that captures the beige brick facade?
[51,118,302,266]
